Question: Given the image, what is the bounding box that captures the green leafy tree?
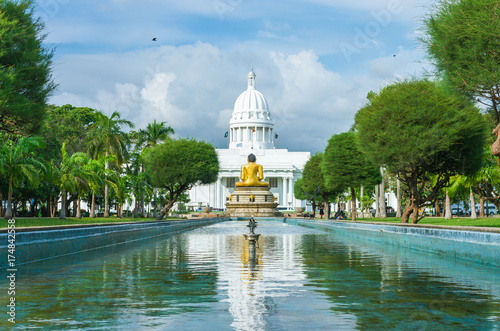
[423,0,500,122]
[87,110,134,217]
[323,131,381,221]
[293,178,322,216]
[355,79,486,223]
[144,138,219,220]
[0,136,45,218]
[0,0,55,135]
[293,178,308,201]
[302,153,341,219]
[41,105,99,155]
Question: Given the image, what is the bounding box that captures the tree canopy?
[302,152,341,218]
[355,78,486,223]
[323,131,381,221]
[144,138,219,220]
[0,0,55,135]
[423,0,500,122]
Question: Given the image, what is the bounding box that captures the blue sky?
[36,0,435,153]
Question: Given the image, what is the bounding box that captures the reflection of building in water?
[227,235,307,329]
[185,225,308,330]
[187,69,310,211]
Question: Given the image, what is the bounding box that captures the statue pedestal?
[225,186,282,217]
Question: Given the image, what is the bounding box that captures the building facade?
[188,69,310,211]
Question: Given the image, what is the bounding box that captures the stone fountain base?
[225,186,282,217]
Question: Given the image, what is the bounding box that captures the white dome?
[228,69,275,150]
[234,89,269,112]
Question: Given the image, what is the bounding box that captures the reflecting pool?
[2,220,499,330]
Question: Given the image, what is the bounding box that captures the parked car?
[451,207,463,215]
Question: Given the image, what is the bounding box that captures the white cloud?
[49,45,428,154]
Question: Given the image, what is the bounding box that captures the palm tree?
[87,111,134,217]
[0,136,45,219]
[136,120,174,149]
[55,144,92,219]
[108,170,133,218]
[78,157,104,219]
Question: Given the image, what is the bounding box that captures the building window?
[269,178,278,188]
[227,177,238,188]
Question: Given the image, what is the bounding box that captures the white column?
[209,183,214,208]
[288,177,293,205]
[282,177,288,206]
[216,178,222,208]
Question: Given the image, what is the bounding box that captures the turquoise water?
[2,220,499,330]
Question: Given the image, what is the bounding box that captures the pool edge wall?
[286,220,500,267]
[0,219,224,268]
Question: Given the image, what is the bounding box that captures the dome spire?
[248,66,256,90]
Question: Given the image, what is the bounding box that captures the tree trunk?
[60,190,67,219]
[104,184,109,217]
[396,178,402,218]
[401,180,418,223]
[90,192,96,218]
[134,198,138,218]
[104,156,110,217]
[435,199,440,217]
[401,205,412,223]
[76,198,82,219]
[5,177,13,219]
[71,193,77,217]
[379,167,387,218]
[375,184,380,218]
[50,197,56,218]
[5,192,13,219]
[470,189,477,220]
[444,189,452,220]
[65,193,71,218]
[350,187,356,222]
[141,192,145,218]
[157,200,176,220]
[479,197,485,217]
[360,185,364,213]
[411,205,419,224]
[153,188,158,218]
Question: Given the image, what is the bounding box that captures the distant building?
[187,69,310,211]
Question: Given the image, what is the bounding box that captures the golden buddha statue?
[235,154,269,187]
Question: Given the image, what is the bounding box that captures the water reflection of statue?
[236,154,269,187]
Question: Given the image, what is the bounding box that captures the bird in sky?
[152,38,157,41]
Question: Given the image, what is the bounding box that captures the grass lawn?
[2,215,500,229]
[0,216,160,229]
[355,216,500,228]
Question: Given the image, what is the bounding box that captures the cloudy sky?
[36,0,436,154]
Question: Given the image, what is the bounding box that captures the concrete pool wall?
[0,219,222,268]
[287,219,500,267]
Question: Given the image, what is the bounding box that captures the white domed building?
[187,69,310,211]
